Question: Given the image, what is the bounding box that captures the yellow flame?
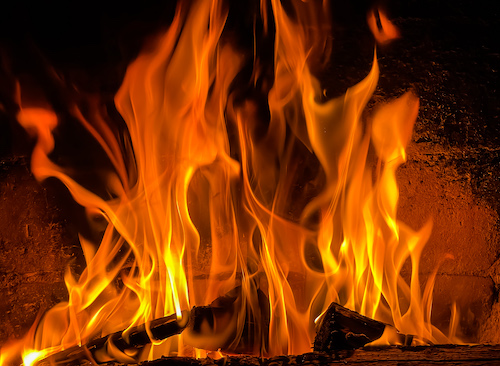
[22,351,44,366]
[0,1,462,365]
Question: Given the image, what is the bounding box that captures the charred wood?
[40,301,412,365]
[313,302,387,351]
[39,312,189,365]
[38,287,270,365]
[64,345,500,366]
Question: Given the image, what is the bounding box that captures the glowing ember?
[1,1,461,364]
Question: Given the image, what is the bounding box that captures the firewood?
[35,299,500,365]
[39,312,189,365]
[65,345,500,365]
[184,286,270,355]
[38,286,270,365]
[313,302,387,351]
[58,345,500,366]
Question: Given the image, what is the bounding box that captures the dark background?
[0,1,499,210]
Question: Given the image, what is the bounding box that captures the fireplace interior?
[0,0,499,365]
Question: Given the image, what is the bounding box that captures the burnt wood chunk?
[37,286,269,365]
[39,312,189,365]
[313,302,386,351]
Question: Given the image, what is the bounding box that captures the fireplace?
[0,0,499,365]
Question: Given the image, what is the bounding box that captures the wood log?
[38,287,270,365]
[38,312,189,365]
[313,302,387,351]
[38,301,500,366]
[68,345,500,365]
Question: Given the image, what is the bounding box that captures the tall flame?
[1,1,460,364]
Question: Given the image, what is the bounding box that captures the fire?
[367,8,401,45]
[1,1,460,364]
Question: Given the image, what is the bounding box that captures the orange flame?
[1,1,460,365]
[367,8,401,45]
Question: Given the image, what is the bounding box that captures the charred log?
[184,286,270,355]
[39,287,270,365]
[40,300,419,365]
[39,312,189,365]
[313,302,387,351]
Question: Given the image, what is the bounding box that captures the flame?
[1,1,461,365]
[367,8,401,45]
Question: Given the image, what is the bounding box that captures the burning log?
[38,312,189,365]
[33,299,494,366]
[40,298,389,364]
[39,287,270,365]
[183,287,270,355]
[313,302,387,351]
[39,300,391,365]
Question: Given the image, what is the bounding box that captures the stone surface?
[431,275,494,341]
[0,158,73,345]
[398,143,499,277]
